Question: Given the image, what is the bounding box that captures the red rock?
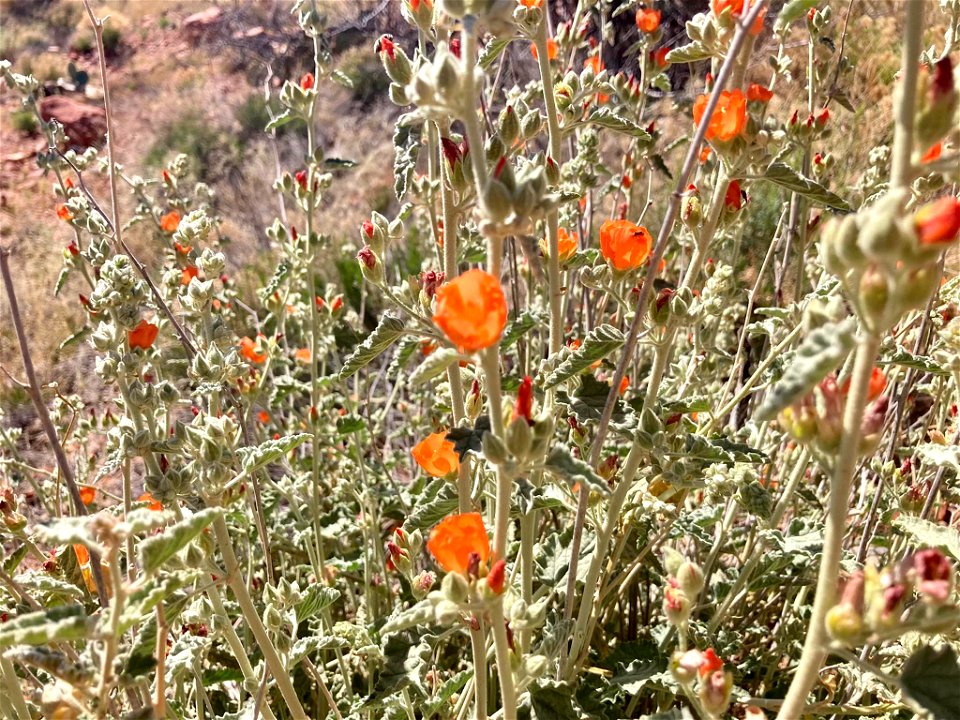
[38,96,106,148]
[183,7,224,41]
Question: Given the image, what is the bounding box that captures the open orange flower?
[427,512,490,575]
[915,196,960,245]
[412,431,460,477]
[531,38,558,61]
[433,269,507,352]
[599,219,653,271]
[841,368,887,401]
[636,7,661,33]
[73,544,90,565]
[693,89,747,142]
[181,265,199,285]
[294,347,312,363]
[159,211,181,233]
[239,336,267,364]
[712,0,766,34]
[56,204,73,222]
[128,319,159,350]
[747,83,773,103]
[557,227,579,262]
[138,492,163,511]
[518,0,542,6]
[79,486,96,505]
[584,56,604,75]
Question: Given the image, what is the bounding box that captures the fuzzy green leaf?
[393,116,421,202]
[754,317,857,421]
[238,432,311,471]
[54,266,70,296]
[587,108,653,140]
[774,0,819,32]
[544,445,610,496]
[531,680,581,720]
[296,586,341,623]
[0,605,93,648]
[380,600,436,634]
[878,347,948,376]
[479,37,512,70]
[409,348,461,386]
[762,162,853,212]
[665,41,712,64]
[894,516,960,561]
[139,509,220,576]
[544,324,625,388]
[339,313,406,379]
[265,110,297,131]
[900,645,960,720]
[502,312,544,349]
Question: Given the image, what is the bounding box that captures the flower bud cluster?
[670,647,733,719]
[827,549,957,645]
[820,190,960,333]
[661,550,705,627]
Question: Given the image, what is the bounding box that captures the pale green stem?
[470,620,489,720]
[489,602,518,720]
[97,546,126,718]
[776,2,922,713]
[0,656,32,720]
[211,514,307,719]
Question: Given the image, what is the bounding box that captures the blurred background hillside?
[0,0,923,413]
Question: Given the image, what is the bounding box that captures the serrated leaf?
[775,0,819,32]
[295,585,340,623]
[265,110,297,132]
[502,312,543,349]
[336,416,366,435]
[405,480,459,531]
[544,445,610,496]
[339,313,406,379]
[587,108,652,140]
[762,162,853,212]
[0,605,93,648]
[380,600,436,634]
[409,348,461,386]
[422,670,471,718]
[261,261,289,299]
[545,324,624,388]
[558,374,632,427]
[666,41,712,63]
[55,266,70,296]
[531,680,581,720]
[754,317,857,421]
[238,433,311,471]
[878,346,948,376]
[650,72,671,93]
[120,572,195,633]
[330,69,354,89]
[894,516,960,561]
[58,326,90,352]
[393,116,421,202]
[683,435,768,464]
[479,37,512,70]
[139,509,219,575]
[323,157,357,169]
[446,416,491,461]
[900,645,960,720]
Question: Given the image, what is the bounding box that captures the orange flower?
[584,56,604,75]
[174,241,192,255]
[181,265,199,285]
[239,336,267,364]
[747,83,773,103]
[294,347,312,363]
[138,492,163,511]
[427,512,490,575]
[841,368,887,401]
[699,648,724,677]
[599,219,653,271]
[725,180,744,210]
[412,431,460,477]
[557,227,579,261]
[712,0,765,34]
[433,269,508,352]
[531,38,558,61]
[159,211,181,233]
[921,142,943,163]
[73,544,90,565]
[79,486,95,505]
[56,204,73,222]
[128,319,159,350]
[636,7,661,33]
[915,196,960,246]
[518,0,542,7]
[257,410,271,423]
[651,46,670,69]
[693,89,747,142]
[618,375,630,395]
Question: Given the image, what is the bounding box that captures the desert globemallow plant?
[1,0,960,718]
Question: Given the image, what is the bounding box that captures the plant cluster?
[1,0,960,719]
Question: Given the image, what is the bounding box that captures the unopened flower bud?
[699,670,733,717]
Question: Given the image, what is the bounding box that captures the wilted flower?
[412,431,460,477]
[912,548,954,603]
